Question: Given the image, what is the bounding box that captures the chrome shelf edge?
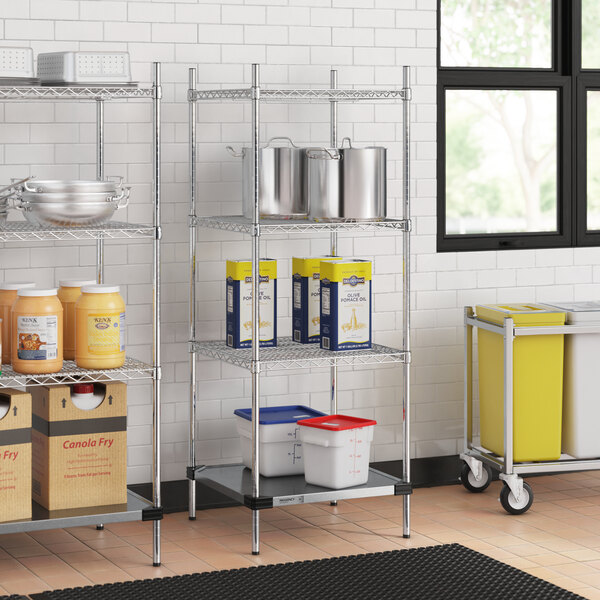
[0,221,155,242]
[0,357,155,388]
[191,337,407,371]
[195,215,409,235]
[0,86,155,100]
[0,491,153,534]
[191,88,406,103]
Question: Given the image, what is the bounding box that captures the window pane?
[582,0,600,69]
[587,92,600,229]
[441,0,552,68]
[445,90,557,235]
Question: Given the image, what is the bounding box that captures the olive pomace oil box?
[320,259,372,351]
[292,256,341,344]
[226,259,277,348]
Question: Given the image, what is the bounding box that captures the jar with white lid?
[12,288,63,374]
[75,284,125,369]
[58,280,96,361]
[0,282,36,364]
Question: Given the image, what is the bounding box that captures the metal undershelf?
[0,357,154,388]
[0,221,155,242]
[0,86,155,101]
[191,337,408,371]
[194,215,409,235]
[192,464,410,508]
[0,490,154,534]
[190,88,407,103]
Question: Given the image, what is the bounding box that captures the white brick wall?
[3,0,580,486]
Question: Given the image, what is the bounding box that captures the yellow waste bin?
[476,304,565,462]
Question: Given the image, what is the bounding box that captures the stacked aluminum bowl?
[15,178,129,227]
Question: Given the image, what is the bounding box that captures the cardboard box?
[0,389,32,523]
[31,382,127,511]
[292,256,341,344]
[226,259,277,348]
[320,259,372,351]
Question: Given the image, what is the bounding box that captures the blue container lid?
[234,405,325,425]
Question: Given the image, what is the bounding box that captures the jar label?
[87,312,125,355]
[17,315,58,360]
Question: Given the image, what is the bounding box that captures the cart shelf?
[0,490,159,535]
[190,464,411,509]
[0,221,155,242]
[194,215,409,235]
[192,338,408,371]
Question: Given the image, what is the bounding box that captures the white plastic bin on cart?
[234,405,325,477]
[544,301,600,458]
[298,414,376,489]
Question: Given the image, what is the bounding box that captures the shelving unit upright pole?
[329,69,339,508]
[188,67,198,521]
[152,61,163,566]
[329,69,338,418]
[250,63,262,556]
[96,99,105,284]
[94,95,106,532]
[402,66,411,538]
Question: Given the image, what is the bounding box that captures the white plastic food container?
[37,52,132,84]
[234,405,324,477]
[0,47,34,79]
[544,301,600,458]
[298,414,376,489]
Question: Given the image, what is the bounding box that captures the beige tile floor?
[4,472,600,598]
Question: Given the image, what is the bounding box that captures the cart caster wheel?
[460,462,492,493]
[500,481,533,515]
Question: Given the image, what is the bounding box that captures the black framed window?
[438,0,600,251]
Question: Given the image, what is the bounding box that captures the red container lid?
[73,383,94,395]
[297,414,376,431]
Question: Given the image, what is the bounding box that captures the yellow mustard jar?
[0,282,36,364]
[58,280,95,361]
[75,284,125,369]
[12,288,63,374]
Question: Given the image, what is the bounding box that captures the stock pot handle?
[226,146,245,158]
[106,175,124,188]
[305,147,342,160]
[265,136,299,148]
[113,187,130,210]
[340,137,354,148]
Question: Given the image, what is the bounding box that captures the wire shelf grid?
[190,88,406,103]
[0,357,155,388]
[0,86,155,101]
[194,215,409,235]
[0,221,155,242]
[192,337,407,371]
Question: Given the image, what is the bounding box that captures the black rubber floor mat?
[29,543,584,600]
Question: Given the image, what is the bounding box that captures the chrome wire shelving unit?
[0,67,163,565]
[188,64,412,554]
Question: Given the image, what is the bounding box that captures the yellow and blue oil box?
[226,259,277,348]
[292,256,342,344]
[320,259,372,351]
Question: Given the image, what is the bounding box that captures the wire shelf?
[194,215,409,235]
[191,337,407,371]
[0,86,155,101]
[0,357,155,388]
[190,88,407,103]
[0,221,155,242]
